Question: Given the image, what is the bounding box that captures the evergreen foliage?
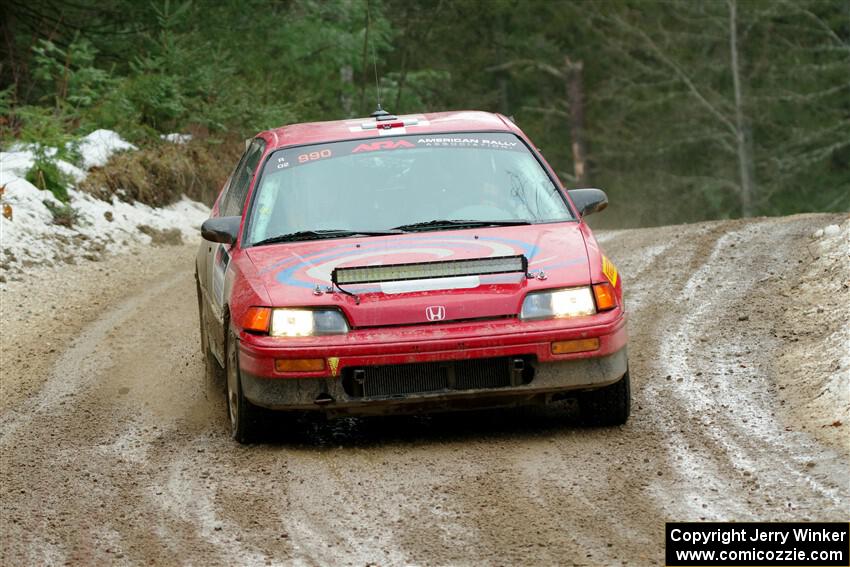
[26,149,71,203]
[1,0,846,225]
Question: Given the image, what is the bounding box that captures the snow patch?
[0,150,37,178]
[0,130,208,275]
[76,129,136,169]
[0,176,208,273]
[56,160,87,184]
[161,133,193,144]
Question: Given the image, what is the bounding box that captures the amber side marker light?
[242,307,272,333]
[275,359,326,373]
[593,283,617,311]
[551,338,600,355]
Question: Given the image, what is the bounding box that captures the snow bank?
[3,129,136,181]
[76,129,137,169]
[1,147,88,184]
[0,130,209,277]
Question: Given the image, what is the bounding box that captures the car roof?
[256,110,520,150]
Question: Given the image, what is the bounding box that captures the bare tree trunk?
[358,0,371,115]
[394,47,408,111]
[565,57,589,186]
[498,75,510,116]
[340,65,354,117]
[495,16,510,116]
[728,0,755,216]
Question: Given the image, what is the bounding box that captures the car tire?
[578,369,631,426]
[196,279,224,397]
[225,329,261,444]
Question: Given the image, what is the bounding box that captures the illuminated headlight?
[270,309,349,337]
[520,287,597,320]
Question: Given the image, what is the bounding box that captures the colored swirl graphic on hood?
[262,234,582,289]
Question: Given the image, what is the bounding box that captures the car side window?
[217,151,248,216]
[221,139,265,217]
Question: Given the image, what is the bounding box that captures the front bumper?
[241,347,628,415]
[239,309,627,377]
[237,311,628,414]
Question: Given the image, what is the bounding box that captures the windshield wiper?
[390,219,532,232]
[253,229,402,246]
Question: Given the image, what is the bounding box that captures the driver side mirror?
[201,216,241,244]
[567,188,608,217]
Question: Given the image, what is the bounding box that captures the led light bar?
[332,255,528,285]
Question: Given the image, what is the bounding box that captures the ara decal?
[351,140,416,153]
[602,255,618,287]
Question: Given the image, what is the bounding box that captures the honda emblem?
[425,305,446,322]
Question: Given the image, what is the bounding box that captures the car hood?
[245,223,590,328]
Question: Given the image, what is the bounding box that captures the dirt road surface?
[1,213,848,565]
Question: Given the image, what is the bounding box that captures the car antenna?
[367,1,395,122]
[371,104,390,120]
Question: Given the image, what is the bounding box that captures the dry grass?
[80,138,242,207]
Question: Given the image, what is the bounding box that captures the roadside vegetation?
[1,0,847,226]
[78,140,238,207]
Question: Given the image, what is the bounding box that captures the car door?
[202,138,266,363]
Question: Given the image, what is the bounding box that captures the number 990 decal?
[297,149,332,163]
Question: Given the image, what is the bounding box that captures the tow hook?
[314,393,335,405]
[511,358,525,386]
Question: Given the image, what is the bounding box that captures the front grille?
[362,362,447,397]
[342,357,534,399]
[453,358,513,390]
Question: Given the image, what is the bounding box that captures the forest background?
[1,0,847,227]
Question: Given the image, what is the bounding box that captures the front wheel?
[225,330,261,444]
[577,370,631,426]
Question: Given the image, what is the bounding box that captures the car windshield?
[246,132,573,245]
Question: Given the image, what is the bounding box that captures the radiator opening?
[341,357,535,399]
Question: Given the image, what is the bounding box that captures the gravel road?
[1,213,848,566]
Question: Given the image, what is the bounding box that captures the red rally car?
[196,109,629,443]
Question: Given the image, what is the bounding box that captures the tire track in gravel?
[0,273,184,446]
[1,247,275,565]
[601,222,758,523]
[1,216,847,566]
[604,216,848,523]
[660,219,847,515]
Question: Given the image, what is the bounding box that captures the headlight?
[520,287,596,320]
[270,308,349,337]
